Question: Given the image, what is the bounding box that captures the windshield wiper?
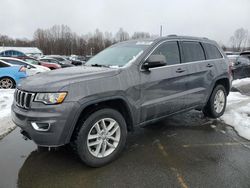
[90,64,110,68]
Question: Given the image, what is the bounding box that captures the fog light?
[31,122,51,132]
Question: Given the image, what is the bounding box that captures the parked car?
[232,56,250,79]
[39,57,74,68]
[45,55,73,66]
[0,60,27,89]
[18,56,61,70]
[12,36,232,167]
[69,55,86,66]
[240,51,250,60]
[0,57,50,76]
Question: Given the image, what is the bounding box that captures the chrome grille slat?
[15,89,34,109]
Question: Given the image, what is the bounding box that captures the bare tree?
[115,28,129,42]
[132,32,150,39]
[1,25,156,56]
[230,28,248,51]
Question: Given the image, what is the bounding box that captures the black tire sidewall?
[208,85,227,118]
[76,108,127,167]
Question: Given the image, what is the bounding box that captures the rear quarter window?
[203,43,223,60]
[181,41,205,63]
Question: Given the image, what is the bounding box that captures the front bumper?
[11,101,80,147]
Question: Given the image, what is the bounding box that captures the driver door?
[139,41,189,123]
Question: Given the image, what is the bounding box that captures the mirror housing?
[142,55,167,70]
[26,65,31,69]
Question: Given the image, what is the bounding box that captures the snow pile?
[0,89,15,137]
[221,77,250,140]
[232,78,250,88]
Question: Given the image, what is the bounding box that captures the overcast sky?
[0,0,249,45]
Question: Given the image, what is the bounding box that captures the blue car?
[0,60,27,89]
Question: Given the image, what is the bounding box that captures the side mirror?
[26,65,31,69]
[142,55,167,70]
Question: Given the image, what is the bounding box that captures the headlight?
[34,92,67,105]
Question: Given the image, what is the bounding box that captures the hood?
[18,66,120,92]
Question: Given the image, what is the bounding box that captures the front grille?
[15,89,35,109]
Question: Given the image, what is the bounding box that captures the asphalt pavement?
[1,110,250,188]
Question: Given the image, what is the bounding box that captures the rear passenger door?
[140,41,190,122]
[179,41,217,108]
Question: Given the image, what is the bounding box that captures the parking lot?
[1,110,250,188]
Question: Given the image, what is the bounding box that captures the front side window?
[181,41,205,63]
[203,43,222,60]
[152,41,180,65]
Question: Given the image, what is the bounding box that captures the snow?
[221,78,250,140]
[221,92,250,140]
[0,89,15,137]
[232,78,250,88]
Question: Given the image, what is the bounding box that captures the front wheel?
[203,85,227,118]
[0,77,15,89]
[74,108,127,167]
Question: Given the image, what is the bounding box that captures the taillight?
[228,62,233,78]
[19,66,26,72]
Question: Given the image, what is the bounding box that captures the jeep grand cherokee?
[12,36,232,167]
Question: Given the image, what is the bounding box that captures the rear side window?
[203,43,223,59]
[3,59,26,66]
[0,61,9,67]
[181,41,205,63]
[152,41,180,65]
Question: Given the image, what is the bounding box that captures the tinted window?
[0,50,25,57]
[0,61,9,67]
[2,59,35,68]
[152,41,180,65]
[52,57,64,61]
[40,59,50,62]
[203,43,222,59]
[2,59,25,66]
[181,41,205,62]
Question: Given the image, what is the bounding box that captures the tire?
[203,85,227,118]
[0,77,16,89]
[74,108,127,167]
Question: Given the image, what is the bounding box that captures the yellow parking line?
[157,142,189,188]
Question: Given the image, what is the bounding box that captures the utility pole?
[160,25,163,37]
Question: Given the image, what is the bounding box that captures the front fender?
[64,93,136,143]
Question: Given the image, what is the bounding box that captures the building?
[0,47,43,58]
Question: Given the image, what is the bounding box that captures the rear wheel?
[0,77,15,89]
[203,85,227,118]
[73,108,127,167]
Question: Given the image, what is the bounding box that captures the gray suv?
[11,36,232,167]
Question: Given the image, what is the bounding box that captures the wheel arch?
[68,96,135,143]
[204,76,230,107]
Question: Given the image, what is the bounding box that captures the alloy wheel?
[0,78,14,89]
[87,118,121,158]
[214,89,225,114]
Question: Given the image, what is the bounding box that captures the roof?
[0,47,43,54]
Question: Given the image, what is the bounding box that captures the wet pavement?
[1,111,250,188]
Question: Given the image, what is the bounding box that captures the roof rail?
[167,34,178,37]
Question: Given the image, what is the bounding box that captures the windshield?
[86,43,149,67]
